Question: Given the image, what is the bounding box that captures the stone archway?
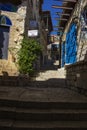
[0,15,12,59]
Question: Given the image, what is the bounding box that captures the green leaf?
[18,37,42,75]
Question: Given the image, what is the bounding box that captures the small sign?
[28,30,38,37]
[29,20,38,29]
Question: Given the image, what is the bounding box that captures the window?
[0,15,12,26]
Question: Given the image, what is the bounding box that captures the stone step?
[0,76,66,87]
[0,106,87,121]
[35,68,66,81]
[0,86,87,130]
[0,99,87,109]
[0,80,19,86]
[0,119,87,130]
[0,76,29,86]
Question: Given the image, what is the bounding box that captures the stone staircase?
[0,86,87,130]
[35,70,59,81]
[35,67,66,81]
[0,67,66,87]
[0,59,66,86]
[0,60,87,129]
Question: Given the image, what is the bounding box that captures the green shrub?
[18,37,42,75]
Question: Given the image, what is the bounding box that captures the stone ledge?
[65,60,87,69]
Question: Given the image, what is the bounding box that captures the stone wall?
[0,1,27,76]
[65,61,87,95]
[72,0,87,62]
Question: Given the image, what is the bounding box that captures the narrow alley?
[0,0,87,129]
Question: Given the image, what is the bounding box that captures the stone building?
[40,11,53,65]
[0,0,27,76]
[25,1,53,68]
[58,0,87,92]
[61,0,87,65]
[0,0,46,75]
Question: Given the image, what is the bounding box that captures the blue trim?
[0,15,12,26]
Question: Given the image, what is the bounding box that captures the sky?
[42,0,62,35]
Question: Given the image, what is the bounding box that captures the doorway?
[0,26,10,59]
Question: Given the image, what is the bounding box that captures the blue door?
[0,26,9,59]
[65,23,77,64]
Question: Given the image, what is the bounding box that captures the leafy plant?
[18,37,42,75]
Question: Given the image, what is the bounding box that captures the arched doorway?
[65,23,77,64]
[0,15,12,59]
